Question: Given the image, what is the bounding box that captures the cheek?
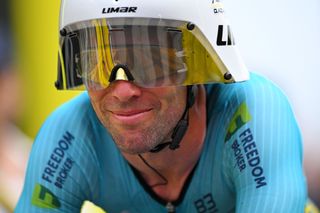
[87,90,107,118]
[87,88,106,102]
[161,87,186,105]
[157,87,186,116]
[87,87,113,109]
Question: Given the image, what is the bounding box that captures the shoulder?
[36,92,102,141]
[32,92,105,167]
[206,72,290,109]
[205,72,297,130]
[17,93,105,211]
[209,73,305,208]
[31,91,102,165]
[43,92,94,129]
[205,72,301,145]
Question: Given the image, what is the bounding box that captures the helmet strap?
[150,85,195,153]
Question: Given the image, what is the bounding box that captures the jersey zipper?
[166,202,176,213]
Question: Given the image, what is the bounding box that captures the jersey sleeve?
[222,74,307,212]
[15,94,101,212]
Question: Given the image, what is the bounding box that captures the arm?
[223,74,307,212]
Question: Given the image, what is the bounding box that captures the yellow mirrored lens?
[180,26,228,85]
[70,18,231,90]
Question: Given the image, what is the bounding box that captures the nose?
[110,80,142,102]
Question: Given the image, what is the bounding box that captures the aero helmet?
[56,0,249,90]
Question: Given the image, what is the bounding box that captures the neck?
[121,85,207,201]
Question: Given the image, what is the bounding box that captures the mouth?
[110,108,154,124]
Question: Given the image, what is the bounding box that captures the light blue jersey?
[16,73,307,212]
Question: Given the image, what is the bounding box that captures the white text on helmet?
[102,7,137,14]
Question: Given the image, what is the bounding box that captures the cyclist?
[16,0,307,212]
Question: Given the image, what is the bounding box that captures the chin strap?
[150,85,196,153]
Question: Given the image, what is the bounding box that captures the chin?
[114,136,160,155]
[117,143,154,154]
[109,124,170,154]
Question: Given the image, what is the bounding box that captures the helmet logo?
[211,0,224,14]
[216,25,235,46]
[102,7,137,14]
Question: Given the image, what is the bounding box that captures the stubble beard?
[104,108,183,154]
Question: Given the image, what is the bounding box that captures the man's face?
[87,81,186,154]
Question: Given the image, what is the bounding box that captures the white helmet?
[55,0,249,90]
